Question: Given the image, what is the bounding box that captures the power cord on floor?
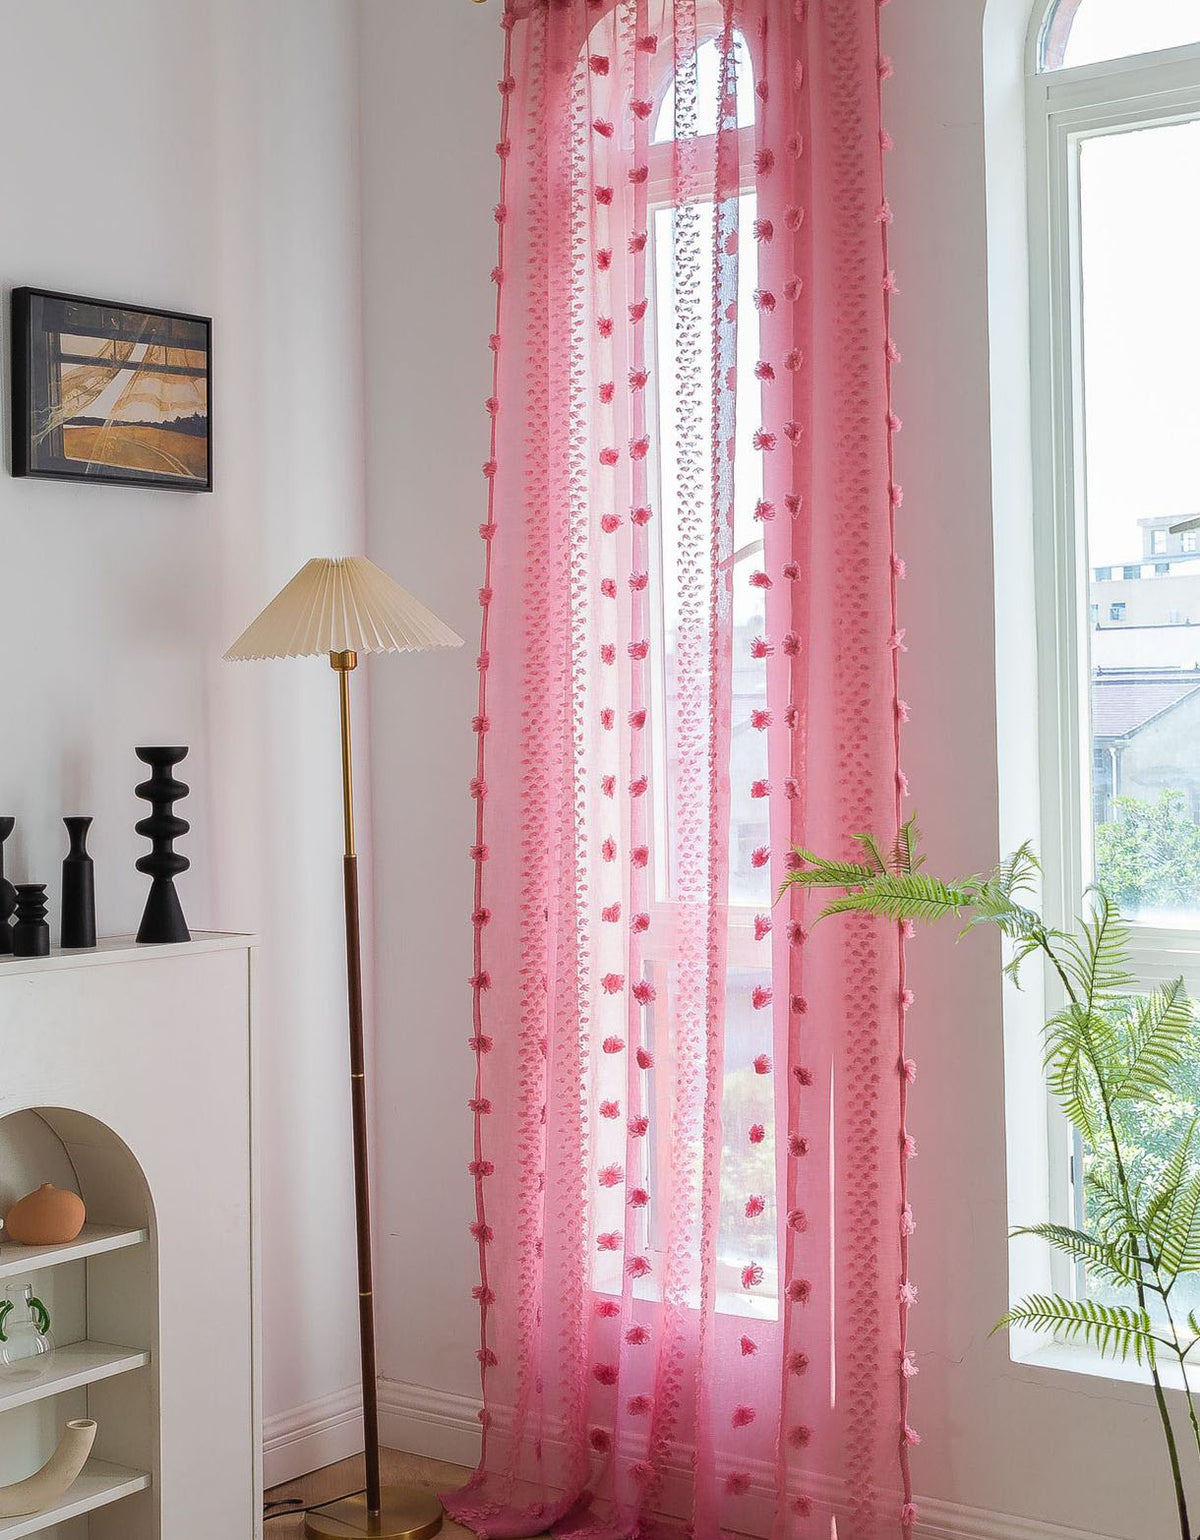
[264,1486,366,1522]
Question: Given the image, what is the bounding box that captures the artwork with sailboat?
[11,289,211,490]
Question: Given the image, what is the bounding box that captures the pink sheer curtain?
[451,2,915,1535]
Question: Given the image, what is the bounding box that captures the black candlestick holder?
[0,818,15,956]
[134,747,191,945]
[12,885,50,958]
[61,817,97,949]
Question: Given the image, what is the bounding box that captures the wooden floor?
[264,1449,503,1539]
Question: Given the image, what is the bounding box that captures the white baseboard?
[377,1376,484,1469]
[912,1495,1119,1540]
[272,1377,1119,1540]
[263,1385,364,1490]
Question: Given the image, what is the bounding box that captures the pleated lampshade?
[224,557,464,660]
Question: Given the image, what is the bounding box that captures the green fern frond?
[1111,978,1194,1103]
[960,901,1049,955]
[813,872,980,925]
[891,817,924,877]
[1157,1174,1200,1283]
[971,843,1041,915]
[1143,1121,1197,1238]
[1002,932,1045,988]
[1142,1125,1200,1282]
[780,852,878,892]
[997,841,1041,897]
[849,831,891,875]
[1011,1225,1140,1288]
[1057,891,1134,1008]
[995,1293,1161,1365]
[1043,1003,1110,1146]
[1088,1166,1142,1247]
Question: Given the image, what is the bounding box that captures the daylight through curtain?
[451,2,915,1535]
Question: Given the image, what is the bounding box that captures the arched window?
[652,31,756,142]
[1025,2,1200,1329]
[1040,0,1200,71]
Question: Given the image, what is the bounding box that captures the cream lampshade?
[226,556,462,1540]
[223,555,463,661]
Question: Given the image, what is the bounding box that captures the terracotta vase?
[3,1185,86,1247]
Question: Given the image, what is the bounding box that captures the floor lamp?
[226,557,463,1540]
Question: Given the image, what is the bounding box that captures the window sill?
[1011,1336,1198,1399]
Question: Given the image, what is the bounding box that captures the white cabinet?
[0,936,260,1539]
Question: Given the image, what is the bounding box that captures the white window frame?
[1024,7,1200,1336]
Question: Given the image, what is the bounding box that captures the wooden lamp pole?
[336,648,381,1513]
[305,649,443,1540]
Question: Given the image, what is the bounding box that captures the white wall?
[0,0,366,1484]
[358,0,496,1440]
[360,2,1196,1537]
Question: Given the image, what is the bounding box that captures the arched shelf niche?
[0,1107,157,1539]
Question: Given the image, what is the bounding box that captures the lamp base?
[304,1486,443,1540]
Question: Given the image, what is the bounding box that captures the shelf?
[0,1459,149,1537]
[0,931,256,980]
[0,1342,149,1414]
[0,1226,147,1280]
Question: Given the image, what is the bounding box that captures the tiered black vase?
[0,818,15,956]
[134,748,191,945]
[12,885,49,958]
[61,817,96,950]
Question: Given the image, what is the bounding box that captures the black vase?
[135,747,191,945]
[61,817,96,950]
[12,884,50,958]
[0,818,15,956]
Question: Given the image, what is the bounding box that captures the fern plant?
[782,823,1200,1539]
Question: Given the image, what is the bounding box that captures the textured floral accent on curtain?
[452,1,913,1536]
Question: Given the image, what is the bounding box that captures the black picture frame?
[11,287,212,492]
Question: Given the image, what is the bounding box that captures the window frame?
[1025,12,1200,1304]
[1038,0,1200,72]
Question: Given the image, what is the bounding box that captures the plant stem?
[1104,1150,1190,1535]
[1159,1288,1200,1466]
[1046,933,1192,1540]
[1096,1104,1189,1536]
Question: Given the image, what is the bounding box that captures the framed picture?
[11,288,211,491]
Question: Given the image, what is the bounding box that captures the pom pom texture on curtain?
[453,1,913,1536]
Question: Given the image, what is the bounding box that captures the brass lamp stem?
[333,650,357,858]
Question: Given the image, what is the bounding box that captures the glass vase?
[0,1283,53,1377]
